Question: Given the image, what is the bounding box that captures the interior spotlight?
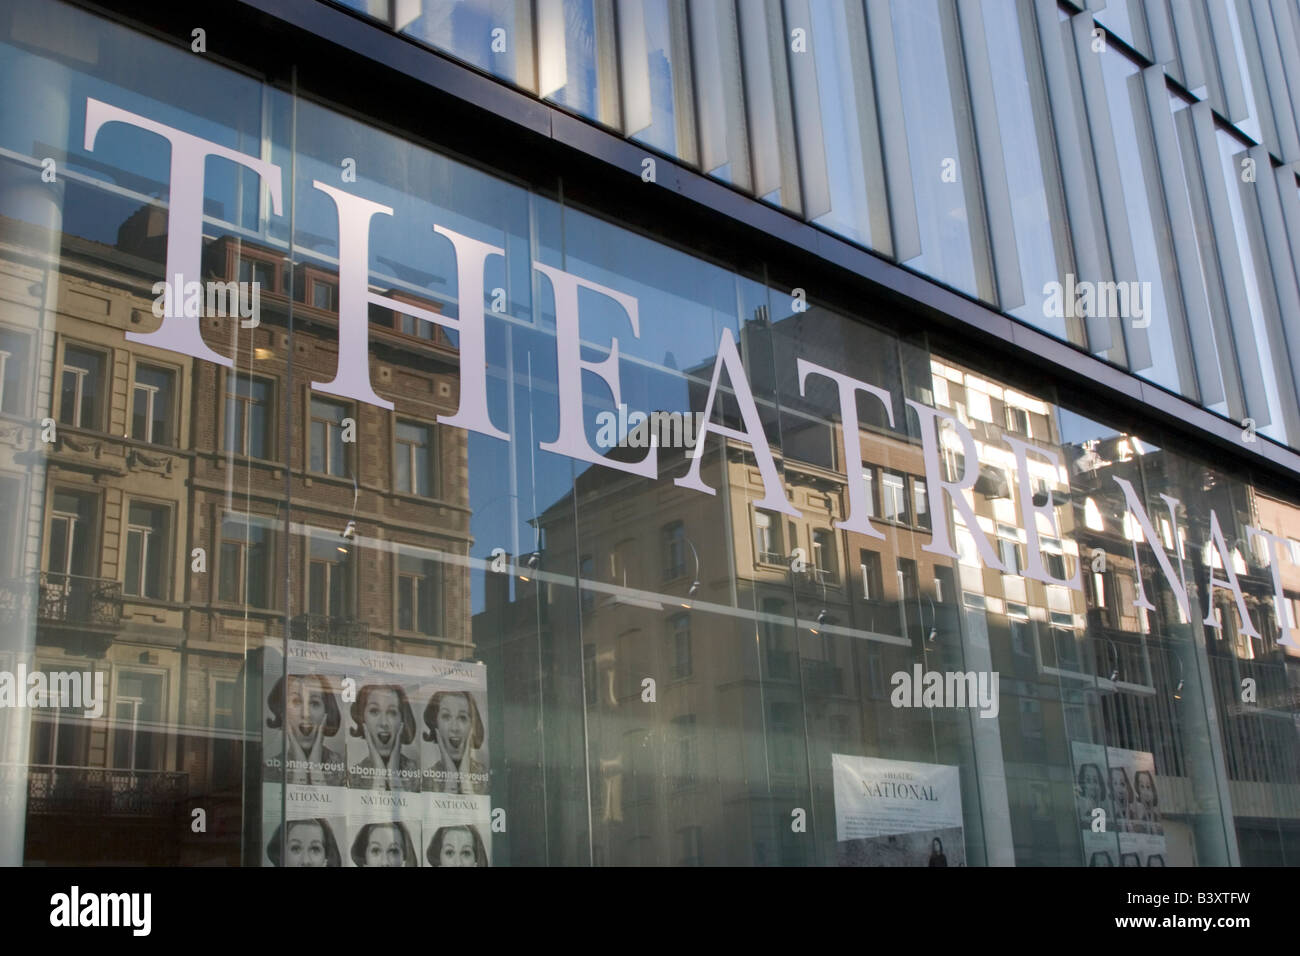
[927,627,938,644]
[680,580,700,608]
[1173,678,1184,700]
[811,608,828,634]
[518,551,540,582]
[1109,667,1119,682]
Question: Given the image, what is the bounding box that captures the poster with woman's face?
[1071,741,1167,866]
[1070,742,1111,829]
[346,817,423,868]
[262,650,349,787]
[262,790,348,868]
[421,685,490,794]
[346,680,422,792]
[261,642,491,867]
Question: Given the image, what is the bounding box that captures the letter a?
[677,331,798,516]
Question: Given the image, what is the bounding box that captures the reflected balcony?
[37,573,123,630]
[290,613,369,647]
[26,766,188,817]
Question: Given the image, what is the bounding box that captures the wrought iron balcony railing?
[37,573,123,629]
[25,766,188,817]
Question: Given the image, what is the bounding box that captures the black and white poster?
[262,641,491,866]
[1071,741,1166,866]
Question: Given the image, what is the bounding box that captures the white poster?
[832,754,965,866]
[262,641,490,867]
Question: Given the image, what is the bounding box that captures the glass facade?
[0,0,1297,868]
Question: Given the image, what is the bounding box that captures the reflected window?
[672,714,697,789]
[754,509,783,564]
[113,670,164,771]
[662,521,686,580]
[59,344,105,430]
[882,471,908,523]
[48,490,97,580]
[224,375,273,459]
[897,558,919,602]
[999,533,1023,575]
[31,677,89,767]
[860,550,883,600]
[913,478,931,531]
[397,552,441,636]
[395,421,435,496]
[1005,404,1031,437]
[131,365,175,445]
[124,502,168,600]
[238,257,276,292]
[667,613,691,679]
[0,478,19,578]
[812,529,837,582]
[1043,547,1067,581]
[934,566,955,604]
[1010,620,1033,657]
[309,533,353,618]
[762,598,793,680]
[0,327,30,415]
[1084,498,1104,531]
[311,281,337,311]
[862,467,878,517]
[210,677,239,786]
[769,703,798,775]
[310,398,349,477]
[218,514,272,608]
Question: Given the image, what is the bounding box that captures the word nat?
[81,95,1299,649]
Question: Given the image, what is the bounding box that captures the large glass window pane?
[397,0,535,90]
[888,0,981,297]
[980,0,1073,340]
[1095,50,1189,397]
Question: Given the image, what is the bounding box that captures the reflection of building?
[0,217,470,863]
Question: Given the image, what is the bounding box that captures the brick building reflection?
[1,207,1297,865]
[477,306,1300,865]
[0,215,468,863]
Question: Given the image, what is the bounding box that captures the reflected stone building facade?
[1,0,1299,867]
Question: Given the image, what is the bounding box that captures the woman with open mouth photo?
[349,683,419,791]
[422,690,488,794]
[265,672,346,787]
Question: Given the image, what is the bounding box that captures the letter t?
[83,97,284,367]
[797,358,893,538]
